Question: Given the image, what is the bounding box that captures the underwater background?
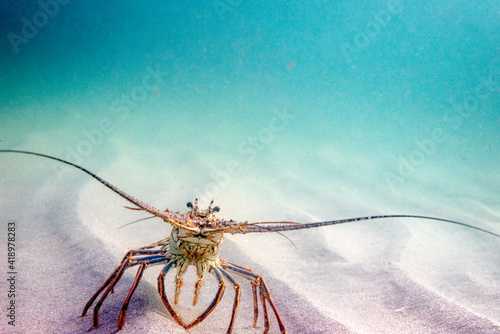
[1,1,499,333]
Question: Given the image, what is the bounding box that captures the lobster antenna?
[0,150,163,213]
[240,215,500,238]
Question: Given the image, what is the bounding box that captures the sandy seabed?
[1,147,499,334]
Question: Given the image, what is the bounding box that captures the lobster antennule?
[124,206,143,211]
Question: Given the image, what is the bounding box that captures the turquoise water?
[1,0,499,258]
[1,1,499,333]
[2,2,499,197]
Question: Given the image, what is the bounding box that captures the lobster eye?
[187,202,193,208]
[213,206,220,212]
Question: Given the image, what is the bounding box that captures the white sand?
[1,142,499,334]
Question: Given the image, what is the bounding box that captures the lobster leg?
[117,255,170,330]
[221,260,259,328]
[223,261,286,334]
[186,266,226,329]
[82,249,167,328]
[219,267,242,334]
[158,262,227,329]
[157,261,184,326]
